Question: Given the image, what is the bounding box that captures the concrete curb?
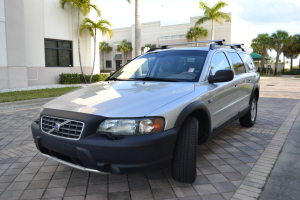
[0,97,55,111]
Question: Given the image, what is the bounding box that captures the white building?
[102,14,234,71]
[1,0,238,89]
[0,0,100,89]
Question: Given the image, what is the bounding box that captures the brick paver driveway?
[0,78,299,200]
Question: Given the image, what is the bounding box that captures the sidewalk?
[259,103,300,200]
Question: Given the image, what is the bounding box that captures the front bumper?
[31,112,179,174]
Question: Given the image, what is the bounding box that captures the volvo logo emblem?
[47,120,71,134]
[54,123,61,131]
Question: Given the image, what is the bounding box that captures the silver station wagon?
[31,40,260,183]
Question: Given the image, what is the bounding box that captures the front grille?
[41,115,84,140]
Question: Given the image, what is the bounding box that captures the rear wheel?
[239,94,257,127]
[172,116,198,183]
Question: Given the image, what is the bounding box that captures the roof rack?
[146,40,245,52]
[147,39,225,52]
[219,43,245,52]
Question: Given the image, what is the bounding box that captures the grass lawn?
[0,87,80,103]
[295,76,300,78]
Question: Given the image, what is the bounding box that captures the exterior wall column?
[3,0,28,89]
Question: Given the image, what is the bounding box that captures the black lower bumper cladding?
[31,108,179,174]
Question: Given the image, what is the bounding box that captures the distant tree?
[117,40,133,63]
[60,0,101,83]
[282,34,300,71]
[99,42,113,72]
[80,18,113,83]
[251,33,273,73]
[141,44,156,52]
[271,30,289,75]
[195,1,231,40]
[186,27,208,46]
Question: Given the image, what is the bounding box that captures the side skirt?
[211,105,250,137]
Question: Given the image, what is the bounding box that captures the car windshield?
[109,50,208,82]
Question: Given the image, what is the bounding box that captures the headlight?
[97,118,165,136]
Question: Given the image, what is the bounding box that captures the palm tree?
[141,44,156,52]
[80,18,113,83]
[60,0,101,84]
[271,30,289,75]
[99,42,113,72]
[251,33,273,73]
[117,40,133,63]
[186,27,208,46]
[195,1,231,40]
[126,0,141,57]
[282,34,300,71]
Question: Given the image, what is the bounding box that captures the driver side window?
[210,52,231,75]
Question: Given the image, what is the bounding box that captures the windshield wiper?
[106,77,130,81]
[132,77,179,82]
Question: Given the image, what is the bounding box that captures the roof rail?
[160,39,225,48]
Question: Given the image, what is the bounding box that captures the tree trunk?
[101,51,104,73]
[290,58,293,71]
[261,53,265,74]
[78,9,87,83]
[274,48,280,76]
[89,32,96,83]
[135,0,141,57]
[211,20,214,40]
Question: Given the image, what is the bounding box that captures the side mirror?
[208,69,234,84]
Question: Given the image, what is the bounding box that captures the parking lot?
[0,77,299,200]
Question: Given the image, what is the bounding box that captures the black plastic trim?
[174,101,211,130]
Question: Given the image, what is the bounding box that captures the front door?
[116,60,122,70]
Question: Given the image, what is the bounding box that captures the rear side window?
[239,53,256,72]
[227,52,246,75]
[210,52,231,75]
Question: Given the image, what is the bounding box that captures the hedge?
[59,73,110,84]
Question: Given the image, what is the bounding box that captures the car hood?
[43,81,195,117]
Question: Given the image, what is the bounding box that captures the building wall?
[0,0,99,89]
[102,14,232,71]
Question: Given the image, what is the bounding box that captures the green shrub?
[59,73,110,84]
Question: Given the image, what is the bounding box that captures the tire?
[239,94,257,127]
[172,116,198,183]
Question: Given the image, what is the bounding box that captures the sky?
[95,0,300,62]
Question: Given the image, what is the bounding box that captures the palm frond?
[195,16,210,26]
[90,4,101,17]
[212,1,228,12]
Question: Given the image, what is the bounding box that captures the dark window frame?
[45,38,73,67]
[106,60,112,68]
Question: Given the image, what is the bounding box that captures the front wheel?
[172,116,198,183]
[239,94,257,127]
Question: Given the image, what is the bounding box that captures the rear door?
[226,52,253,112]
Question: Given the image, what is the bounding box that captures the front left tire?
[172,116,198,183]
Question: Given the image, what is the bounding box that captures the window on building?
[106,60,112,68]
[45,39,73,67]
[227,52,246,74]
